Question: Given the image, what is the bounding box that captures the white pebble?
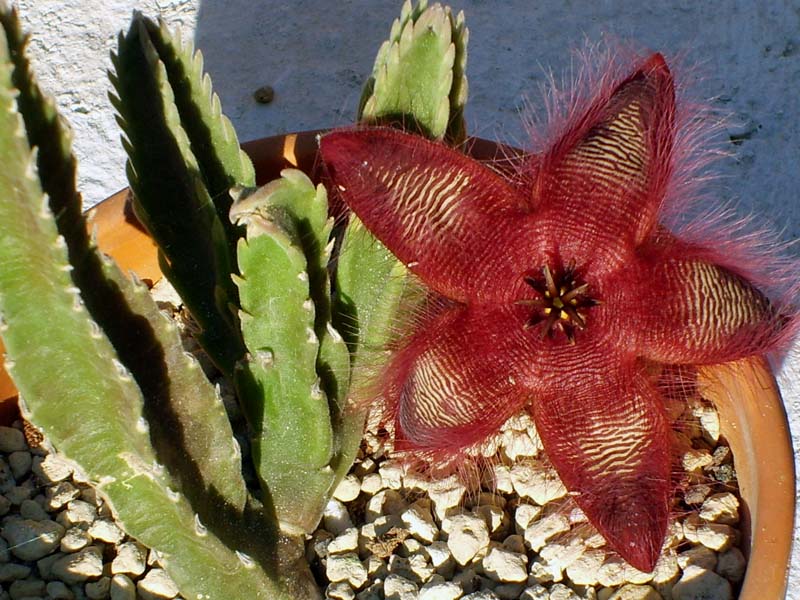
[672,565,732,600]
[89,518,124,544]
[9,577,45,598]
[510,462,567,504]
[137,568,179,600]
[425,541,455,577]
[0,428,26,453]
[0,562,30,582]
[62,499,96,527]
[608,584,661,599]
[1,517,64,560]
[32,454,73,483]
[333,474,362,502]
[383,573,418,600]
[111,542,147,576]
[46,580,73,600]
[489,464,514,494]
[539,539,585,574]
[716,547,746,583]
[19,498,48,521]
[327,553,368,588]
[442,513,490,566]
[597,556,627,587]
[566,549,606,585]
[401,501,438,543]
[699,493,739,525]
[60,526,91,552]
[379,461,405,490]
[389,553,433,583]
[529,558,562,583]
[328,581,355,600]
[364,555,388,579]
[360,473,383,495]
[693,403,720,442]
[501,430,540,461]
[548,583,580,599]
[683,515,735,551]
[328,528,360,554]
[50,546,103,584]
[513,503,542,534]
[650,553,679,585]
[418,580,462,600]
[110,574,136,600]
[520,584,549,600]
[86,576,111,600]
[7,452,31,481]
[682,449,713,472]
[482,547,527,582]
[323,499,354,536]
[523,513,569,551]
[46,481,80,510]
[428,475,467,520]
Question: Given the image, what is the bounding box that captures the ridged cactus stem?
[230,171,350,535]
[110,14,250,377]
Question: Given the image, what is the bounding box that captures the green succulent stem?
[359,0,468,144]
[110,14,247,377]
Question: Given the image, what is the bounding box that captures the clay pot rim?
[0,130,794,598]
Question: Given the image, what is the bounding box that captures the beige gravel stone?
[482,546,527,583]
[677,544,718,570]
[513,503,542,534]
[1,517,64,560]
[328,527,360,554]
[137,568,179,600]
[402,501,438,543]
[418,579,462,600]
[608,584,660,599]
[523,513,570,551]
[50,546,103,584]
[549,582,580,599]
[327,553,368,588]
[383,573,418,600]
[110,574,136,600]
[32,454,73,484]
[716,547,746,583]
[565,548,606,585]
[428,475,467,521]
[361,473,383,496]
[510,462,567,505]
[111,542,146,576]
[443,513,490,566]
[650,553,679,585]
[672,565,732,600]
[324,499,354,536]
[333,474,362,503]
[699,492,739,524]
[328,581,356,600]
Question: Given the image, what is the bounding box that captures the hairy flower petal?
[381,302,535,451]
[320,128,537,302]
[529,364,672,572]
[532,53,675,276]
[630,255,782,364]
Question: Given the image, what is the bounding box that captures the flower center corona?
[519,263,598,344]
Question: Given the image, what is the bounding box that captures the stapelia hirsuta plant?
[320,53,794,572]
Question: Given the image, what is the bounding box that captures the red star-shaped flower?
[320,53,791,571]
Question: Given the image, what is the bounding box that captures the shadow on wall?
[194,0,800,250]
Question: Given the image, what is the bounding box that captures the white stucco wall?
[12,1,800,596]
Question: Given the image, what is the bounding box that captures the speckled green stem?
[359,0,469,144]
[110,14,251,377]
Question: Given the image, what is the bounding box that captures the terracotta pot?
[0,132,793,598]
